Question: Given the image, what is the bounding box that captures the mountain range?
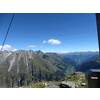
[61,51,99,65]
[76,57,100,72]
[61,51,100,73]
[0,50,77,87]
[0,50,100,88]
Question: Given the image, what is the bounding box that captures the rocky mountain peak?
[35,50,43,54]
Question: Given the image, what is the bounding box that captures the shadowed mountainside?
[76,57,100,73]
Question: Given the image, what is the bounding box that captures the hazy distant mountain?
[81,54,99,64]
[0,50,77,87]
[76,57,100,73]
[61,51,99,65]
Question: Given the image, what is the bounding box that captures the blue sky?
[0,13,99,53]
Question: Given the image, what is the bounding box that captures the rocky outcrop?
[43,81,75,88]
[59,81,75,88]
[72,72,83,75]
[80,83,86,86]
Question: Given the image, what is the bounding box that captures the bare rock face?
[0,50,60,74]
[7,50,38,73]
[0,50,37,73]
[0,50,77,77]
[0,50,12,64]
[0,50,76,76]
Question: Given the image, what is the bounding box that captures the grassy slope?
[21,73,86,88]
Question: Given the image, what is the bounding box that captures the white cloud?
[78,49,99,52]
[0,45,17,51]
[43,40,47,44]
[42,49,99,54]
[42,50,68,53]
[28,45,38,48]
[43,39,61,45]
[39,46,43,48]
[89,50,99,52]
[12,48,17,51]
[60,51,69,53]
[48,39,61,45]
[42,50,58,53]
